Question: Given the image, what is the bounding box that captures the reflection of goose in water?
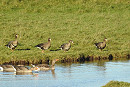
[0,65,16,72]
[16,72,33,75]
[51,70,56,78]
[35,59,59,71]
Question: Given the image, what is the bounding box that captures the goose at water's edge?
[0,65,40,72]
[0,65,16,72]
[14,65,40,72]
[35,59,59,71]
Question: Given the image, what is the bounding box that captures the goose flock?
[5,34,107,52]
[5,34,74,52]
[1,34,107,73]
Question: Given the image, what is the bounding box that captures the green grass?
[102,81,130,87]
[0,0,129,63]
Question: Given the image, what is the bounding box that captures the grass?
[0,0,129,63]
[102,81,130,87]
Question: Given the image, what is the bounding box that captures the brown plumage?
[14,66,40,72]
[35,38,51,53]
[0,65,16,72]
[36,59,59,71]
[94,38,107,51]
[0,65,40,72]
[5,34,18,51]
[60,40,73,51]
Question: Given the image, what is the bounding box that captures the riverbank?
[102,81,130,87]
[0,0,129,64]
[1,54,130,65]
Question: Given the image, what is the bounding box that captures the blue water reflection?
[0,60,130,87]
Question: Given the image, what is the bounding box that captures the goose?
[14,65,40,73]
[0,65,16,72]
[5,34,18,51]
[35,38,51,53]
[60,40,73,51]
[35,59,59,71]
[94,38,107,51]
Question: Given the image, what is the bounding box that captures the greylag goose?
[94,38,107,51]
[14,65,40,72]
[36,59,59,71]
[60,40,73,51]
[5,34,18,51]
[35,38,51,53]
[0,65,16,72]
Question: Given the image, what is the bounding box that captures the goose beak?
[35,67,39,70]
[56,59,59,61]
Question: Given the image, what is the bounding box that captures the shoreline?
[102,81,130,87]
[1,54,130,65]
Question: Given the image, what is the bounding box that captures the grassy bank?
[102,81,130,87]
[0,0,129,64]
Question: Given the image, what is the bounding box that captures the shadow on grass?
[16,48,31,51]
[50,49,61,51]
[103,50,108,51]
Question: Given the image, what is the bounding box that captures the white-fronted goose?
[36,59,59,71]
[60,40,73,51]
[35,38,51,53]
[94,38,107,51]
[0,65,16,72]
[14,66,40,72]
[5,34,18,51]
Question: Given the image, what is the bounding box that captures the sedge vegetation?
[0,0,129,63]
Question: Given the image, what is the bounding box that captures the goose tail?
[94,43,98,47]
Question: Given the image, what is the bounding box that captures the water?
[0,60,130,87]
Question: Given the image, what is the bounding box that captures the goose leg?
[42,50,44,53]
[99,49,101,51]
[11,48,13,51]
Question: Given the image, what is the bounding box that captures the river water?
[0,59,130,87]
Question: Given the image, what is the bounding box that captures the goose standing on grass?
[94,38,107,51]
[35,59,59,71]
[35,38,51,53]
[0,65,16,72]
[60,40,73,51]
[5,34,18,51]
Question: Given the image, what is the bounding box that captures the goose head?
[104,38,107,42]
[69,40,73,43]
[15,34,18,39]
[48,38,51,42]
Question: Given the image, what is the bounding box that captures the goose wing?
[35,42,51,50]
[36,64,49,68]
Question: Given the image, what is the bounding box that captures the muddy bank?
[1,54,130,65]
